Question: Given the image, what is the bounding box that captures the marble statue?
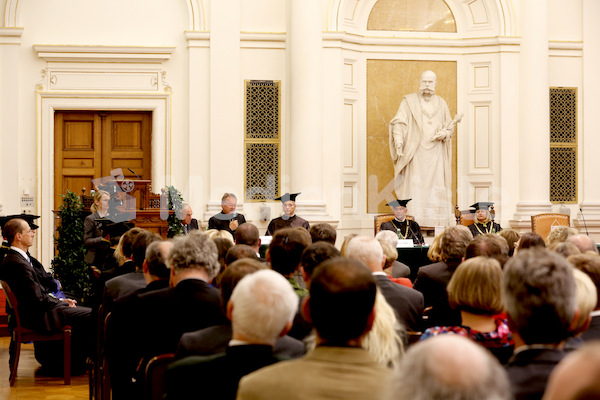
[389,70,462,227]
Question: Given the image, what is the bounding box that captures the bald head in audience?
[543,341,600,400]
[568,234,599,254]
[394,335,511,400]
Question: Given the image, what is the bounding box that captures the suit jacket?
[176,323,305,360]
[505,347,565,400]
[208,212,246,235]
[373,274,423,332]
[107,278,227,400]
[581,314,600,342]
[165,345,282,400]
[265,215,310,236]
[182,218,199,234]
[237,346,392,400]
[413,259,462,328]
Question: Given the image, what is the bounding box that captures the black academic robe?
[380,219,424,245]
[265,215,310,236]
[469,221,502,237]
[208,212,247,235]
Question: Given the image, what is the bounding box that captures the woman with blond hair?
[84,190,111,266]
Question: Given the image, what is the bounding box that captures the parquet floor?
[0,336,89,400]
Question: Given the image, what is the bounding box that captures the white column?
[576,0,600,239]
[513,0,552,225]
[0,29,24,215]
[186,32,210,227]
[207,1,245,220]
[287,0,328,218]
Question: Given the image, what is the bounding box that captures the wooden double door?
[54,111,152,209]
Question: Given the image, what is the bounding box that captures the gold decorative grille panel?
[245,80,280,139]
[550,88,577,144]
[244,80,281,201]
[549,87,577,203]
[245,143,279,201]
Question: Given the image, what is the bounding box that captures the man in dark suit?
[176,258,303,360]
[234,222,262,260]
[178,203,199,235]
[106,231,227,400]
[346,236,424,332]
[208,193,246,235]
[165,268,299,400]
[0,218,92,372]
[413,225,473,328]
[503,248,576,400]
[237,258,392,400]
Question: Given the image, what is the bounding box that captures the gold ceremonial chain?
[391,220,409,239]
[474,222,495,235]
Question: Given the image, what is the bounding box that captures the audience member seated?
[107,231,227,399]
[379,199,424,245]
[340,233,358,256]
[346,236,423,332]
[514,232,545,254]
[267,227,311,297]
[237,258,392,400]
[378,239,412,288]
[498,228,521,257]
[103,229,160,313]
[375,229,411,279]
[175,259,303,360]
[468,202,502,237]
[421,257,514,364]
[414,225,473,328]
[234,223,262,260]
[208,193,246,235]
[225,244,259,266]
[209,234,234,287]
[164,269,299,400]
[309,223,337,246]
[265,192,310,236]
[0,218,92,374]
[288,242,341,341]
[548,241,580,258]
[543,341,600,400]
[393,335,511,400]
[97,227,142,286]
[567,252,600,342]
[503,248,576,400]
[564,269,597,352]
[546,226,577,247]
[426,233,442,262]
[464,233,510,268]
[567,233,599,254]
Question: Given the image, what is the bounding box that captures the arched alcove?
[367,0,456,32]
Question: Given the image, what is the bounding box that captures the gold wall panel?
[550,87,577,203]
[367,0,456,32]
[367,60,457,213]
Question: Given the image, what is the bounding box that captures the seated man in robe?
[208,193,246,235]
[379,199,424,245]
[265,192,310,236]
[468,202,502,237]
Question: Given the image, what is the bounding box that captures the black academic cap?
[387,199,411,208]
[0,214,40,230]
[275,192,301,203]
[470,202,494,211]
[96,218,134,238]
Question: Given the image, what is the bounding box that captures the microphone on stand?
[407,224,423,246]
[128,168,141,180]
[580,207,590,236]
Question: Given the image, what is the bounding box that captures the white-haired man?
[346,236,423,332]
[164,269,298,399]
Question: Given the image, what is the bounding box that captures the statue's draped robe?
[389,93,454,227]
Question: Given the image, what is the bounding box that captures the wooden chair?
[145,353,175,400]
[531,213,570,241]
[374,214,414,235]
[0,280,71,386]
